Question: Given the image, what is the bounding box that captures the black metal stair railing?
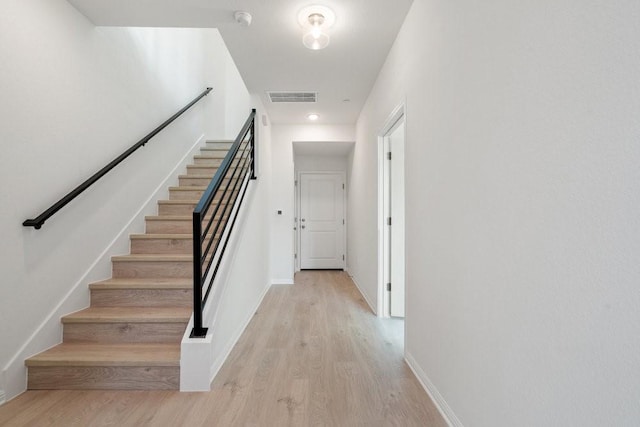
[191,109,256,338]
[23,87,213,229]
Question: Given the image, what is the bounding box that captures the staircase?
[25,141,233,390]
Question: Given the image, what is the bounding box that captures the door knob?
[301,225,305,229]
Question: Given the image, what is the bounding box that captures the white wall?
[351,0,640,426]
[294,155,348,173]
[203,36,251,141]
[270,125,355,283]
[0,0,248,400]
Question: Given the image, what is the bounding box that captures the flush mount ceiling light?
[298,5,336,50]
[307,113,320,121]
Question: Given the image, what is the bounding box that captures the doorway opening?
[378,105,406,318]
[292,141,353,273]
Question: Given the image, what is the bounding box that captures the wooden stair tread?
[168,186,208,191]
[130,233,192,240]
[158,199,200,204]
[89,278,191,290]
[26,343,179,367]
[179,174,216,179]
[130,234,220,240]
[145,215,227,221]
[193,154,233,159]
[112,254,193,262]
[62,307,191,323]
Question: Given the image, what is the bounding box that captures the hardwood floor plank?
[0,271,446,426]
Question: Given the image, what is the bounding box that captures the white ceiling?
[68,0,413,125]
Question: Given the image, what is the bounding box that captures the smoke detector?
[234,11,252,27]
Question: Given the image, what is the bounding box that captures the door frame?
[295,171,347,272]
[377,103,405,317]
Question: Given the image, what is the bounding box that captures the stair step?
[158,199,198,215]
[112,254,193,279]
[63,306,191,323]
[131,233,193,254]
[186,165,219,176]
[145,215,229,234]
[199,148,229,157]
[130,233,221,254]
[90,278,192,289]
[89,278,192,307]
[169,186,207,200]
[26,343,179,390]
[192,154,246,165]
[205,140,233,149]
[169,186,239,201]
[193,155,224,165]
[157,199,230,215]
[178,175,234,187]
[61,307,190,344]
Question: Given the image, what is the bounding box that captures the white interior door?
[388,120,405,317]
[300,173,345,269]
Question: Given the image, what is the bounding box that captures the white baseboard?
[271,279,294,285]
[2,134,205,401]
[348,273,377,315]
[405,351,463,427]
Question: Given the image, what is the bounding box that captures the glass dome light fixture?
[298,5,336,50]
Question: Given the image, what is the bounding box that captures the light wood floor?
[0,271,446,426]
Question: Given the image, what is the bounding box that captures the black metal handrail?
[191,109,256,338]
[23,87,214,229]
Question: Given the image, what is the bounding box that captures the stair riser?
[113,260,192,279]
[199,150,227,158]
[146,217,227,234]
[169,188,240,201]
[63,323,187,344]
[186,166,218,176]
[193,157,224,166]
[91,288,192,307]
[158,203,197,216]
[169,188,206,200]
[193,155,246,165]
[27,366,179,390]
[205,142,233,149]
[131,236,219,254]
[179,177,234,187]
[131,238,193,254]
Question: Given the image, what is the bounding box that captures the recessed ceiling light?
[307,113,319,121]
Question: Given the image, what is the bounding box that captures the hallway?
[0,271,445,426]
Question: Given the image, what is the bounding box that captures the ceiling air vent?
[267,91,317,103]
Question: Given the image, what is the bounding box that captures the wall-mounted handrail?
[191,109,256,338]
[23,87,213,229]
